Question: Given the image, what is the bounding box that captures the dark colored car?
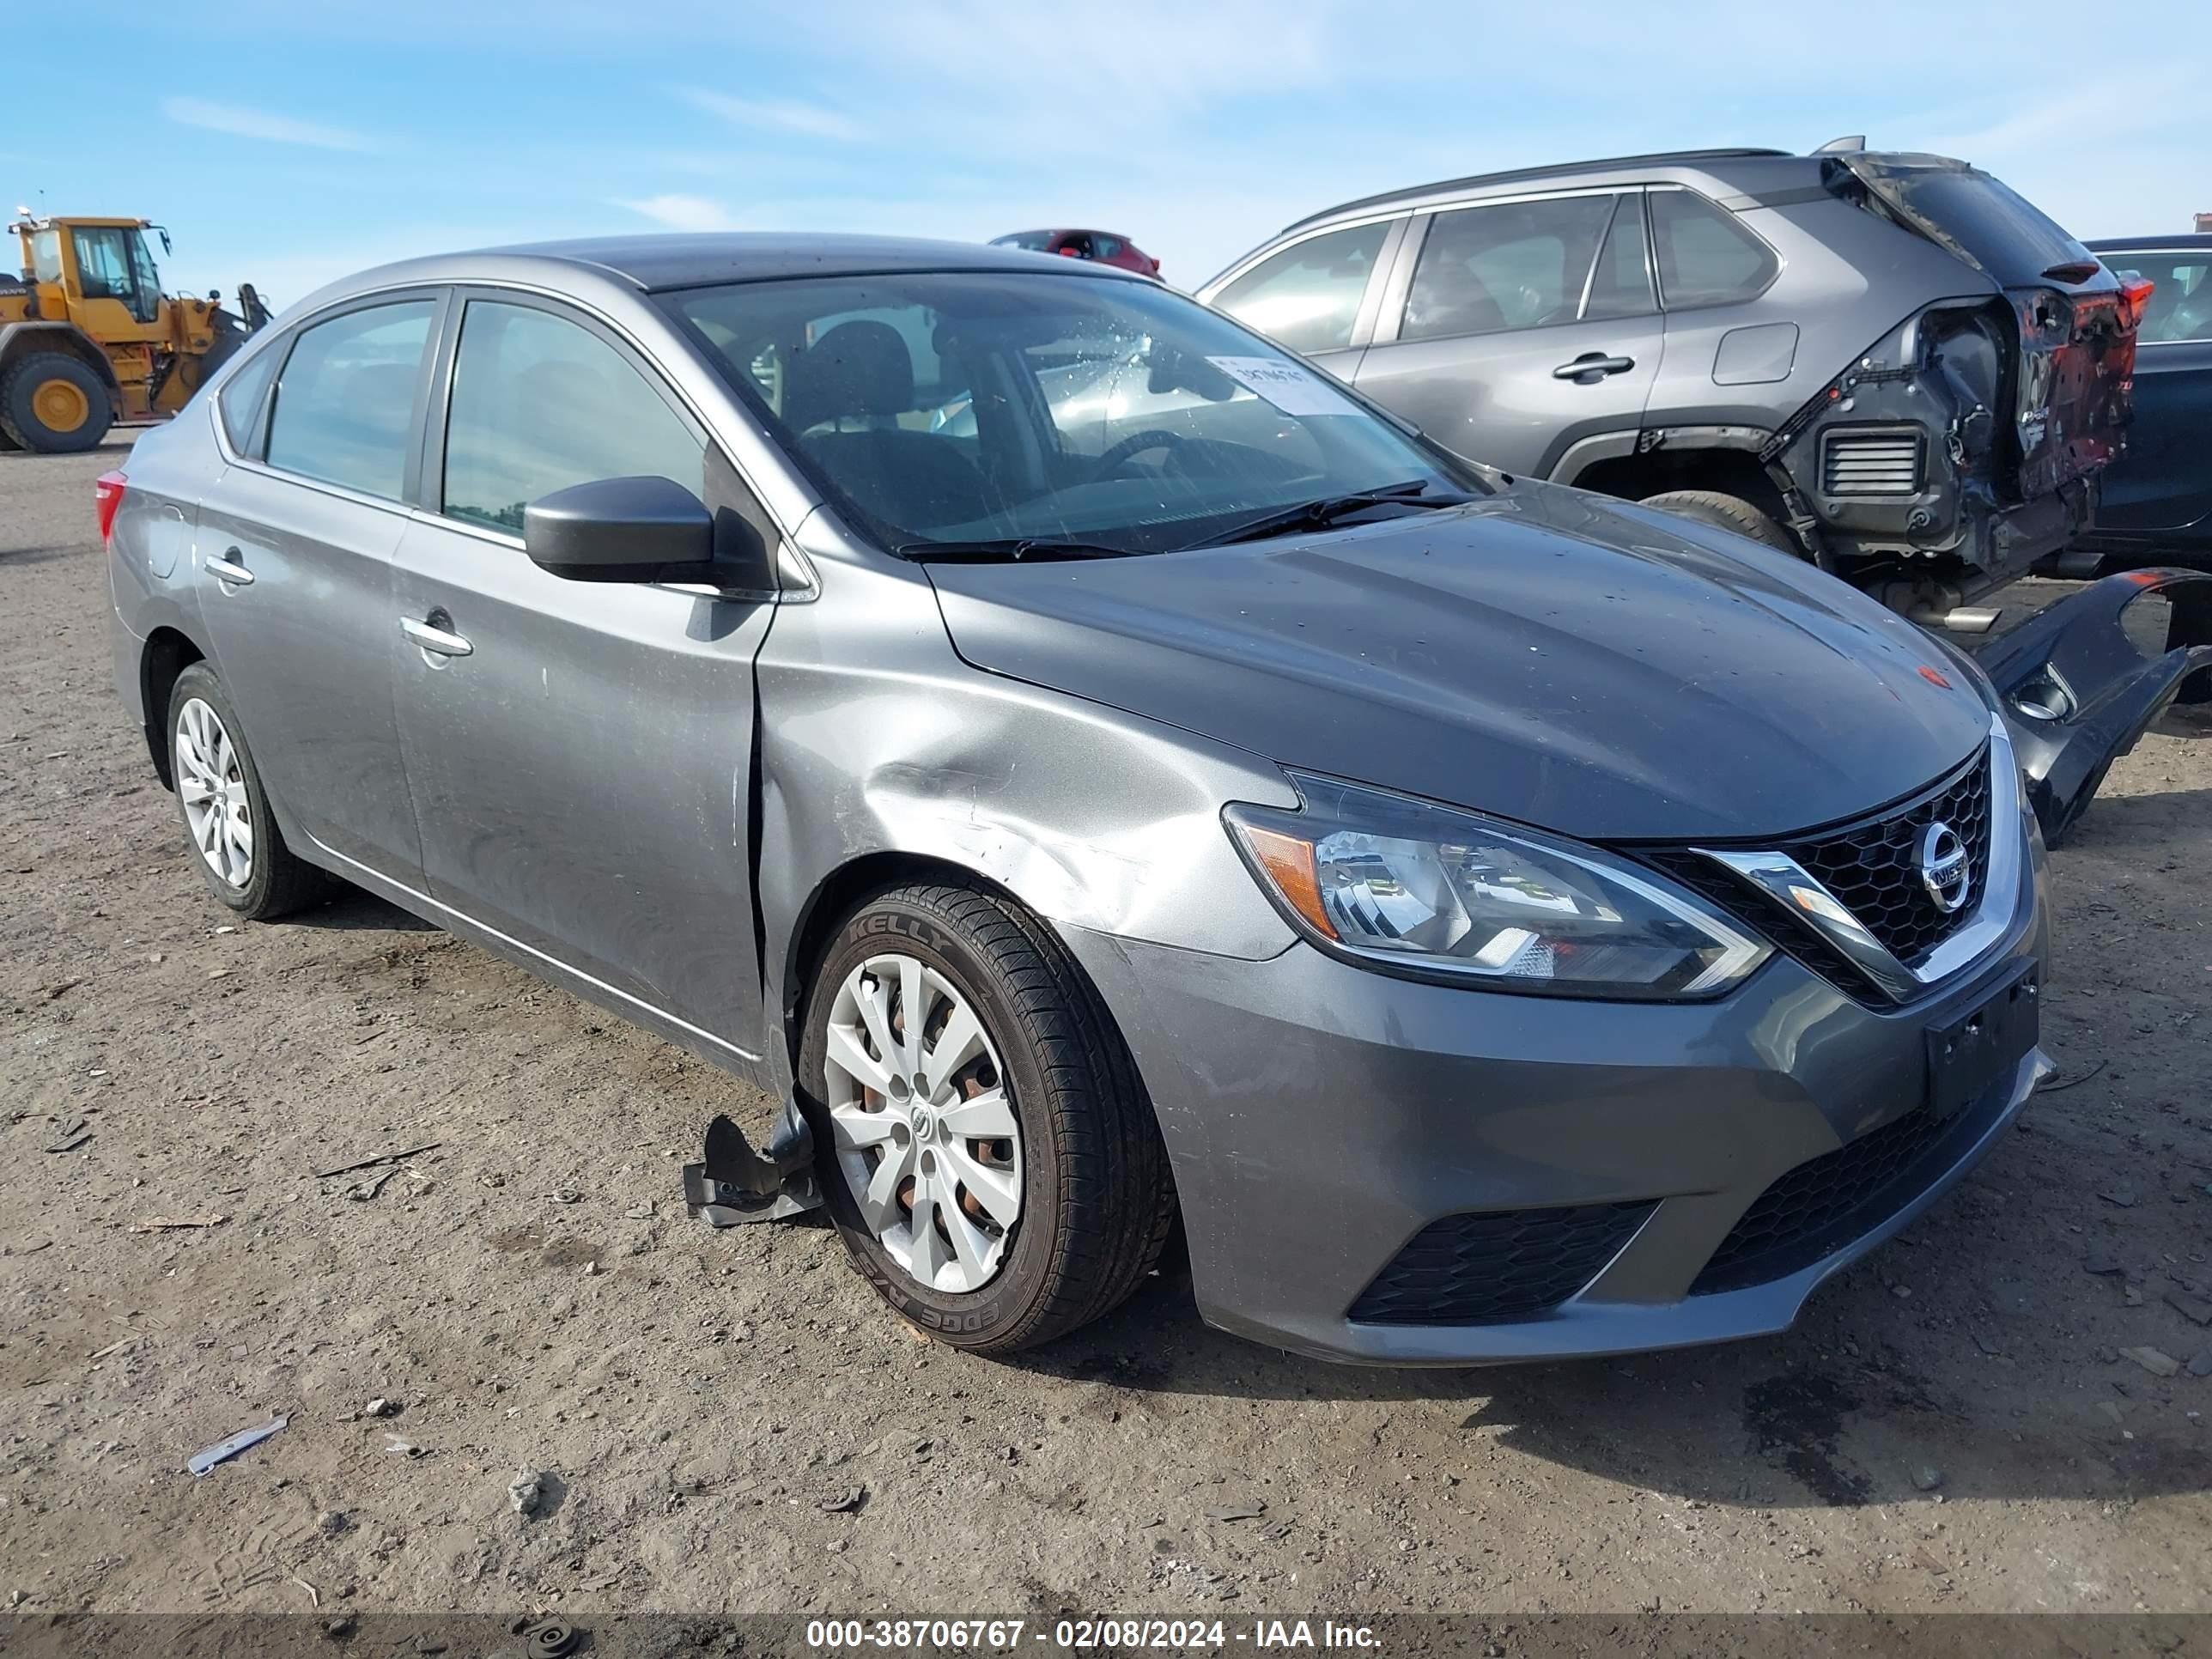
[991,228,1161,278]
[1202,145,2141,629]
[109,232,2055,1364]
[2080,236,2212,562]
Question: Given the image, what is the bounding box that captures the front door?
[389,292,776,1056]
[196,293,442,881]
[1352,192,1662,477]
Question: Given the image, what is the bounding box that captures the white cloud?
[679,88,866,142]
[161,96,374,151]
[615,192,742,232]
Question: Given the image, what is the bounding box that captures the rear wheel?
[166,663,337,920]
[798,881,1174,1354]
[0,352,114,454]
[1641,489,1799,556]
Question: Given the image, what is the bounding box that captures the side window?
[1400,195,1616,343]
[441,300,703,534]
[264,300,435,501]
[215,341,283,453]
[1650,191,1778,308]
[1212,221,1391,356]
[1583,193,1657,321]
[2127,255,2212,343]
[72,227,159,322]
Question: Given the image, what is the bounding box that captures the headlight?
[1224,774,1770,999]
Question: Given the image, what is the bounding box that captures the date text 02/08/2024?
[803,1618,1380,1650]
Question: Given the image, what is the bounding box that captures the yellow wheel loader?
[1,213,270,454]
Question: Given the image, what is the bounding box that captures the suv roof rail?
[1280,148,1796,233]
[1812,135,1867,154]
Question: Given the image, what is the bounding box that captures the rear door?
[1204,216,1405,384]
[389,289,776,1056]
[1351,191,1662,475]
[196,291,443,881]
[2093,248,2212,533]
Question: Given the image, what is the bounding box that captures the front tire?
[1640,489,1799,556]
[798,881,1174,1355]
[166,663,336,920]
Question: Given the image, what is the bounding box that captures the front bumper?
[1060,821,2049,1365]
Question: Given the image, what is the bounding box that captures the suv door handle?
[400,612,473,658]
[206,549,255,586]
[1553,354,1636,381]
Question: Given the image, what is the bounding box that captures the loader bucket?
[1973,568,2212,846]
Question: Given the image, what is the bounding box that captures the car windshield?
[662,270,1476,556]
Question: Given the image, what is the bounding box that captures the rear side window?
[1212,221,1390,356]
[1401,194,1617,341]
[216,342,282,453]
[441,300,704,534]
[1650,191,1778,308]
[264,301,434,500]
[2118,252,2212,343]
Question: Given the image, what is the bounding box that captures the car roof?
[289,232,1133,314]
[1279,148,1803,233]
[2086,234,2212,253]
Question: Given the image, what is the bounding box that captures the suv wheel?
[798,881,1174,1354]
[167,663,336,920]
[1641,489,1799,556]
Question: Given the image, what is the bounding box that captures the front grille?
[1348,1201,1654,1326]
[1780,750,1991,965]
[1822,428,1923,496]
[1690,1073,2010,1295]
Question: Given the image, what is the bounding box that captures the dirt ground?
[3,436,2209,1624]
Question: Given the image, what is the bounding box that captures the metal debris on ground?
[384,1434,425,1459]
[818,1486,866,1513]
[45,1120,92,1154]
[349,1169,402,1202]
[187,1413,289,1476]
[313,1141,442,1181]
[131,1214,229,1232]
[2038,1060,2108,1093]
[521,1620,581,1658]
[1206,1498,1268,1522]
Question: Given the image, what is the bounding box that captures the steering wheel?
[1087,428,1196,482]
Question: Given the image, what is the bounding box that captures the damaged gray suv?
[107,234,2050,1363]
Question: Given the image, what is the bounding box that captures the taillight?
[2119,275,2156,327]
[94,471,127,543]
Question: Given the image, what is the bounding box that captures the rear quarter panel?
[107,409,226,728]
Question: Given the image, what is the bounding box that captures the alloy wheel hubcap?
[175,697,254,887]
[823,952,1021,1293]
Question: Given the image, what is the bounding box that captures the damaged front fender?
[1973,568,2212,845]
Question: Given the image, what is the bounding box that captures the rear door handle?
[1553,354,1636,381]
[400,612,473,658]
[205,549,255,586]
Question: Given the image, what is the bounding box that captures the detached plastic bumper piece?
[1975,568,2212,845]
[683,1102,821,1225]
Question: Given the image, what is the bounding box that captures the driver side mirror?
[524,475,776,590]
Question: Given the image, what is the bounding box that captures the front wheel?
[798,881,1174,1354]
[0,352,114,454]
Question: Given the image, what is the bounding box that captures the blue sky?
[12,0,2208,312]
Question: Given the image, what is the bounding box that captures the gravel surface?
[3,437,2209,1619]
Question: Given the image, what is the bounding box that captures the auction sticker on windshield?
[1206,356,1360,418]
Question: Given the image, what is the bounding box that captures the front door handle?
[1553,353,1636,382]
[205,549,255,586]
[400,611,473,658]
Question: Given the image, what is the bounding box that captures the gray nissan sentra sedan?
[103,234,2051,1364]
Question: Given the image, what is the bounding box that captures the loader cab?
[15,216,170,337]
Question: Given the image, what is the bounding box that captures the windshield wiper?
[1192,480,1473,548]
[900,538,1136,563]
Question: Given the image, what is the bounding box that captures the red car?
[990,228,1161,278]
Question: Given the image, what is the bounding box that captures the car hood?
[924,483,1992,842]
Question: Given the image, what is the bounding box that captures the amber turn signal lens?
[1237,823,1337,940]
